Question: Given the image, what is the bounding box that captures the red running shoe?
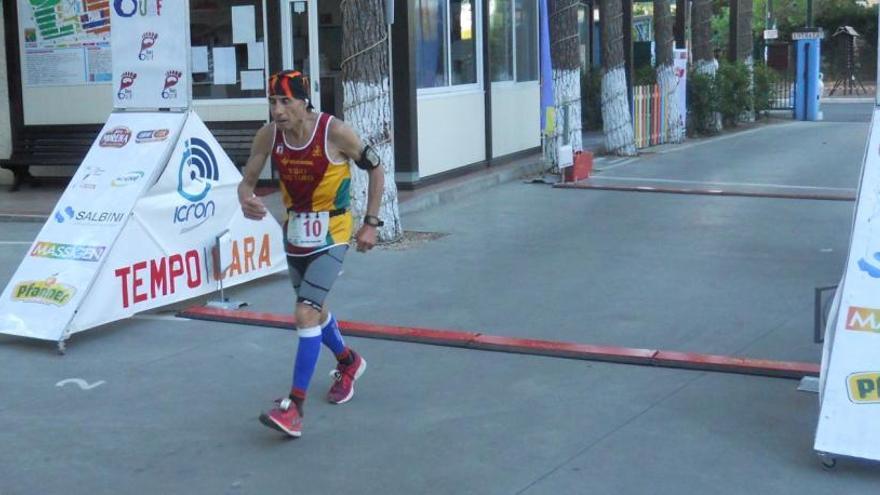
[327,351,367,404]
[259,398,302,438]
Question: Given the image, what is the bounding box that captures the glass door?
[281,0,321,110]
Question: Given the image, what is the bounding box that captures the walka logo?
[13,276,76,306]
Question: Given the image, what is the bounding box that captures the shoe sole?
[330,357,367,405]
[259,413,302,438]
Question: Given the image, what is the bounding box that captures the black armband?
[354,145,381,171]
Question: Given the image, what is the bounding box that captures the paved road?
[1,103,878,494]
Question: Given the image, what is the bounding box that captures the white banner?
[0,112,186,341]
[673,49,688,133]
[111,0,191,109]
[68,112,285,332]
[815,108,880,461]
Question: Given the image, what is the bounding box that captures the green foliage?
[634,65,657,86]
[716,61,752,126]
[580,69,603,132]
[687,69,719,136]
[752,63,778,116]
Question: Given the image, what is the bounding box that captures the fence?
[632,84,666,149]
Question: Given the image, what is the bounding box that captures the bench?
[1,121,262,191]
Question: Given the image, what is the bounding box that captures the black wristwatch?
[364,215,384,227]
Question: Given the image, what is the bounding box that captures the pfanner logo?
[138,31,158,60]
[136,129,169,143]
[846,306,880,333]
[161,70,182,99]
[111,171,145,187]
[100,127,132,148]
[114,0,163,17]
[54,206,126,226]
[174,137,219,232]
[13,276,76,306]
[847,372,880,404]
[117,71,137,100]
[30,241,106,262]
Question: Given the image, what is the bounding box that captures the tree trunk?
[341,0,402,242]
[599,0,636,156]
[653,0,683,143]
[691,0,721,131]
[731,0,754,121]
[548,0,583,166]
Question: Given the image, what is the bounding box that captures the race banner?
[815,108,880,462]
[111,0,191,109]
[0,112,186,341]
[68,112,285,332]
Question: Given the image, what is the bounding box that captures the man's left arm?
[329,119,385,252]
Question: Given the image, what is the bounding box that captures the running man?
[237,70,385,438]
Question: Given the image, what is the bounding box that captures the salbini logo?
[112,171,145,187]
[30,242,106,263]
[846,306,880,333]
[12,276,76,306]
[847,372,880,404]
[54,206,126,226]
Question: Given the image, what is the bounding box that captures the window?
[416,0,480,89]
[489,0,514,81]
[489,0,538,82]
[190,0,267,99]
[514,0,538,81]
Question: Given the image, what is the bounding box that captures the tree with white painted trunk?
[599,0,636,155]
[341,0,402,242]
[692,0,721,132]
[548,0,583,166]
[653,0,684,143]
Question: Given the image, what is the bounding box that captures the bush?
[752,64,778,117]
[581,69,604,131]
[687,69,719,136]
[716,61,752,127]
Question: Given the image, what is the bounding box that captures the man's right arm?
[238,124,274,220]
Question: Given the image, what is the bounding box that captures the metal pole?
[806,0,813,28]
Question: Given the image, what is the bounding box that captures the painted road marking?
[56,378,106,390]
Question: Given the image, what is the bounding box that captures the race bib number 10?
[287,212,330,248]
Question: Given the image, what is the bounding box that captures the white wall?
[491,81,540,157]
[417,91,486,178]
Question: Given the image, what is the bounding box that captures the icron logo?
[174,137,219,232]
[846,306,880,333]
[847,372,880,404]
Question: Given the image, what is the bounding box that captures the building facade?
[0,0,542,189]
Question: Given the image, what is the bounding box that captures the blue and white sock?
[291,325,322,398]
[321,313,346,356]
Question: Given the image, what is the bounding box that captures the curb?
[178,306,820,380]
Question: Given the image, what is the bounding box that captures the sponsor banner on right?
[0,112,186,342]
[815,108,880,461]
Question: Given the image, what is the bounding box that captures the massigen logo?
[174,137,219,232]
[111,171,145,187]
[99,127,132,148]
[30,242,106,262]
[846,306,880,333]
[12,276,76,306]
[847,372,880,404]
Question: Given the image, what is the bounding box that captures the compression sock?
[291,325,322,410]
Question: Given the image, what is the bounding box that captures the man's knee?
[295,302,322,327]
